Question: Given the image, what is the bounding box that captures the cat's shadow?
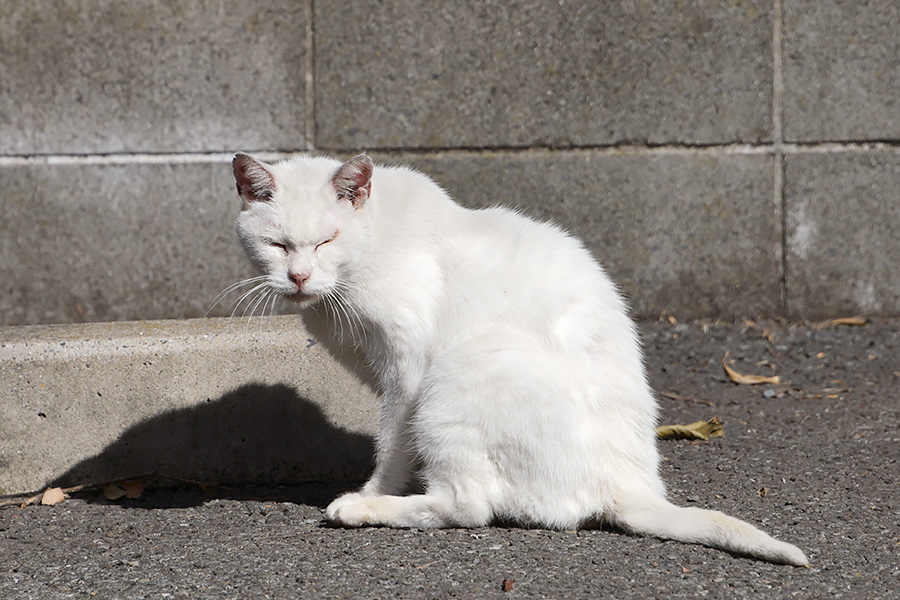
[54,383,374,508]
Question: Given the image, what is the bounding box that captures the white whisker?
[340,282,367,339]
[207,275,269,317]
[328,290,350,344]
[336,294,356,342]
[264,290,280,318]
[244,286,273,325]
[322,293,340,341]
[328,280,368,348]
[231,282,269,318]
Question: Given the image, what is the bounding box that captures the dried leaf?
[758,487,768,499]
[815,315,867,329]
[722,353,780,385]
[40,487,67,506]
[656,417,724,441]
[103,484,127,501]
[501,579,515,592]
[104,480,145,501]
[122,480,144,499]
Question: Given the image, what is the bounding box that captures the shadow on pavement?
[53,383,374,508]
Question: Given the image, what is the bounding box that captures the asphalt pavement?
[2,319,898,599]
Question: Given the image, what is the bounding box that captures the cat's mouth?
[285,290,320,306]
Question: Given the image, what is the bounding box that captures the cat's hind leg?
[325,486,492,528]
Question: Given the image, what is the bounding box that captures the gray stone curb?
[0,316,377,495]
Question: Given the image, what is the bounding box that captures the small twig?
[153,474,236,492]
[659,391,715,406]
[0,471,233,509]
[0,494,41,509]
[0,471,160,509]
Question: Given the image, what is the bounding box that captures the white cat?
[231,152,808,566]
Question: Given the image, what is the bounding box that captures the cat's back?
[450,205,618,301]
[366,163,633,354]
[434,204,635,354]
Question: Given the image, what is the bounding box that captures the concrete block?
[316,0,773,149]
[0,1,308,154]
[375,150,780,319]
[0,316,378,494]
[783,1,900,142]
[0,161,261,326]
[0,151,782,325]
[785,151,900,318]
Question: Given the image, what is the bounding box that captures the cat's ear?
[233,153,276,206]
[331,154,373,209]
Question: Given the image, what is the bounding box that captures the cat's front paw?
[326,492,376,527]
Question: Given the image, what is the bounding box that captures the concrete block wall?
[1,0,899,493]
[2,0,898,325]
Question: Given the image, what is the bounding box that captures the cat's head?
[232,153,373,306]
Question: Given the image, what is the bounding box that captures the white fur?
[233,154,808,566]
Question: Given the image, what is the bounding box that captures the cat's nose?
[289,272,309,290]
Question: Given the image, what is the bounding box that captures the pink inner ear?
[234,154,276,203]
[351,163,372,189]
[332,155,373,208]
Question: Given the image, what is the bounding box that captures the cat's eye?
[268,241,288,253]
[315,231,339,250]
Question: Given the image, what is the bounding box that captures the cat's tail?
[609,496,808,566]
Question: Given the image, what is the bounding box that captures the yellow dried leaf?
[40,487,67,506]
[103,483,127,501]
[722,353,780,385]
[815,315,867,329]
[656,416,724,441]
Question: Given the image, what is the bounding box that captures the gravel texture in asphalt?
[2,319,898,599]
